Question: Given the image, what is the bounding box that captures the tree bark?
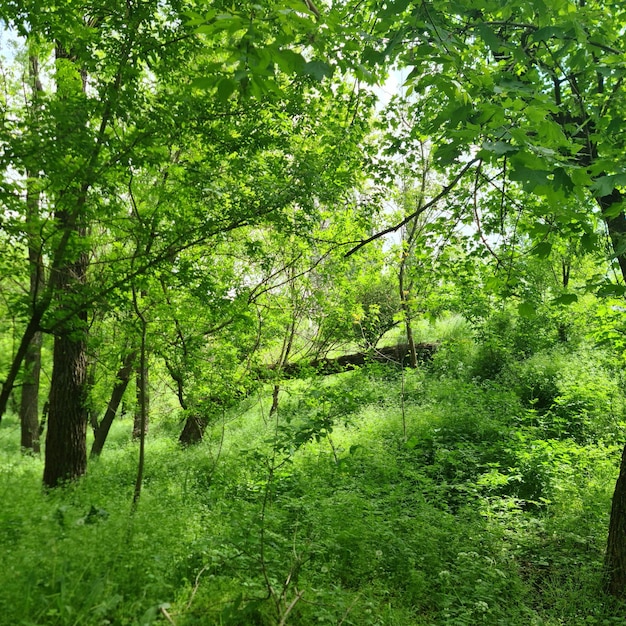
[19,51,46,452]
[20,193,44,452]
[602,191,626,596]
[132,308,148,508]
[42,41,91,488]
[43,303,89,487]
[179,414,209,446]
[20,330,42,453]
[399,254,418,369]
[90,350,136,458]
[132,357,149,439]
[165,361,209,447]
[604,444,626,597]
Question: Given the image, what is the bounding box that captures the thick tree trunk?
[43,320,88,487]
[90,350,136,458]
[179,414,209,446]
[272,342,437,379]
[604,444,626,597]
[600,191,626,596]
[42,42,92,488]
[41,216,90,486]
[42,203,90,487]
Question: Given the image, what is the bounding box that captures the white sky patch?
[375,66,409,111]
[0,22,21,62]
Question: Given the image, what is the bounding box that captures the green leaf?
[216,78,237,102]
[191,76,218,90]
[551,293,578,305]
[481,140,518,155]
[404,436,420,449]
[362,47,385,65]
[518,301,536,317]
[591,175,615,197]
[380,0,413,16]
[527,222,551,237]
[281,0,319,15]
[303,60,334,80]
[530,26,566,42]
[597,283,626,298]
[525,105,549,123]
[273,49,306,75]
[580,232,595,252]
[592,173,626,197]
[509,164,551,191]
[570,167,592,187]
[475,23,502,52]
[433,140,462,166]
[603,202,624,218]
[532,241,552,258]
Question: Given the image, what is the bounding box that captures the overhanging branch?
[345,158,480,257]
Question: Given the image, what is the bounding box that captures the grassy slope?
[0,347,625,625]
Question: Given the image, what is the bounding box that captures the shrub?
[506,347,626,443]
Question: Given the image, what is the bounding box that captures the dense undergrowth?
[1,332,626,625]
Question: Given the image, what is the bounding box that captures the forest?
[2,0,626,623]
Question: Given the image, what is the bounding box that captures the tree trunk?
[20,194,44,452]
[399,256,418,369]
[270,310,297,416]
[132,357,149,439]
[19,51,46,452]
[90,350,136,458]
[42,41,92,488]
[600,191,626,596]
[20,331,42,453]
[166,361,208,446]
[132,311,148,508]
[604,444,626,597]
[43,311,89,487]
[42,202,89,487]
[0,314,43,422]
[179,414,209,446]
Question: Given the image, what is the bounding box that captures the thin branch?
[278,591,304,626]
[481,21,622,55]
[345,158,479,257]
[185,564,211,611]
[471,160,501,263]
[160,606,176,625]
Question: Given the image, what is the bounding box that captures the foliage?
[1,343,624,624]
[351,272,400,348]
[3,0,626,618]
[506,347,626,444]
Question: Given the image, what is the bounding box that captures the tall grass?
[0,342,624,624]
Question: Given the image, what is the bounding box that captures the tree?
[0,0,358,484]
[354,0,626,597]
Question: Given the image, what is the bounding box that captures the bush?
[506,347,626,443]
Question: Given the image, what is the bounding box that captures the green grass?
[0,345,625,625]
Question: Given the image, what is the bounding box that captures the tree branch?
[345,158,479,257]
